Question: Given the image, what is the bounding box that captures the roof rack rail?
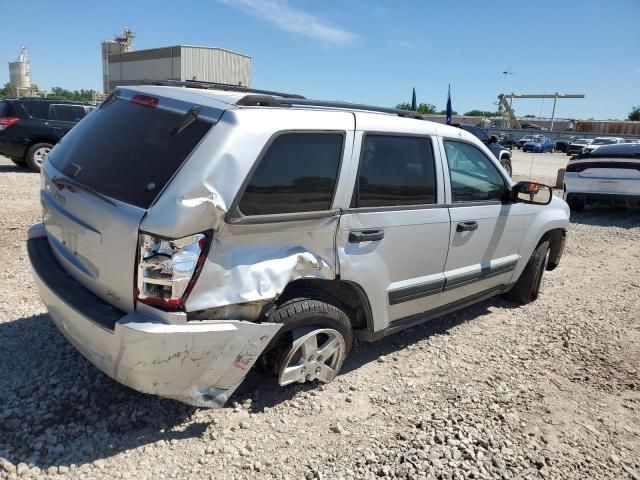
[147,79,306,99]
[236,95,426,120]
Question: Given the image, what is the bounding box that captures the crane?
[498,93,585,130]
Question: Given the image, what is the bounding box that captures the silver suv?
[28,84,570,407]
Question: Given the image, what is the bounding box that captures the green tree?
[0,83,10,99]
[48,86,97,101]
[523,114,536,118]
[629,106,640,121]
[395,102,437,114]
[437,109,458,115]
[464,109,501,117]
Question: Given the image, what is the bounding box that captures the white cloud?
[396,40,414,49]
[222,0,357,45]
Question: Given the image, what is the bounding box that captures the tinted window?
[444,140,505,202]
[467,125,489,142]
[48,98,214,209]
[21,101,50,120]
[239,133,343,216]
[53,105,87,122]
[355,135,437,208]
[0,101,9,116]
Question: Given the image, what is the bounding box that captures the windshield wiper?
[171,106,201,135]
[51,176,117,207]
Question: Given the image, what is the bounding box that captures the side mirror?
[488,135,498,144]
[512,181,553,205]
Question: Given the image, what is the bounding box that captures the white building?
[105,45,252,92]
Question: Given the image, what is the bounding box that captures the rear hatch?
[41,88,222,313]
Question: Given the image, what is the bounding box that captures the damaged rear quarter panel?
[185,216,339,311]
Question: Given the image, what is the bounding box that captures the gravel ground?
[0,154,639,480]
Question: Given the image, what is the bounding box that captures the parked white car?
[28,83,570,407]
[582,137,626,154]
[564,143,640,211]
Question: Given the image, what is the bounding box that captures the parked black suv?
[0,98,94,171]
[453,124,513,176]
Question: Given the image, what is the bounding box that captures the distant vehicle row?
[0,98,95,171]
[508,134,635,155]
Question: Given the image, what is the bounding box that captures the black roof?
[578,143,640,159]
[1,97,95,106]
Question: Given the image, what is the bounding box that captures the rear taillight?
[0,117,19,130]
[136,231,212,311]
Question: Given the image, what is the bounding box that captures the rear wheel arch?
[275,278,373,331]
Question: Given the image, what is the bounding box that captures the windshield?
[48,97,215,209]
[592,138,616,145]
[574,139,590,145]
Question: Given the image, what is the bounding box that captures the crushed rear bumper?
[27,223,281,407]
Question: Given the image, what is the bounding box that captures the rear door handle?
[456,221,478,232]
[349,230,384,243]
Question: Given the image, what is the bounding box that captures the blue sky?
[1,0,638,119]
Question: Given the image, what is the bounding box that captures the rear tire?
[504,240,550,305]
[267,296,352,386]
[25,142,53,172]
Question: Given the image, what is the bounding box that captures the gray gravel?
[0,155,639,480]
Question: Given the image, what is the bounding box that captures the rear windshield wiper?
[171,106,201,135]
[51,175,117,207]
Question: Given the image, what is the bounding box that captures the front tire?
[501,158,513,177]
[268,296,352,387]
[25,143,53,172]
[504,239,550,305]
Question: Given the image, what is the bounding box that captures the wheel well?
[541,228,566,271]
[276,278,372,330]
[27,137,58,153]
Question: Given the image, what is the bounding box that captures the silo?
[8,46,32,97]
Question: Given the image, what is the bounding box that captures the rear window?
[0,101,9,116]
[48,98,214,209]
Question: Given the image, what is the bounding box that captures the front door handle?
[456,221,478,232]
[349,230,384,243]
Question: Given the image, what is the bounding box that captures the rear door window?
[52,105,87,122]
[47,97,215,209]
[354,134,437,208]
[21,101,50,119]
[238,132,344,216]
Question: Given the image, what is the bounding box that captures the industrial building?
[101,30,252,93]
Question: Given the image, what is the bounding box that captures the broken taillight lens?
[136,231,212,311]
